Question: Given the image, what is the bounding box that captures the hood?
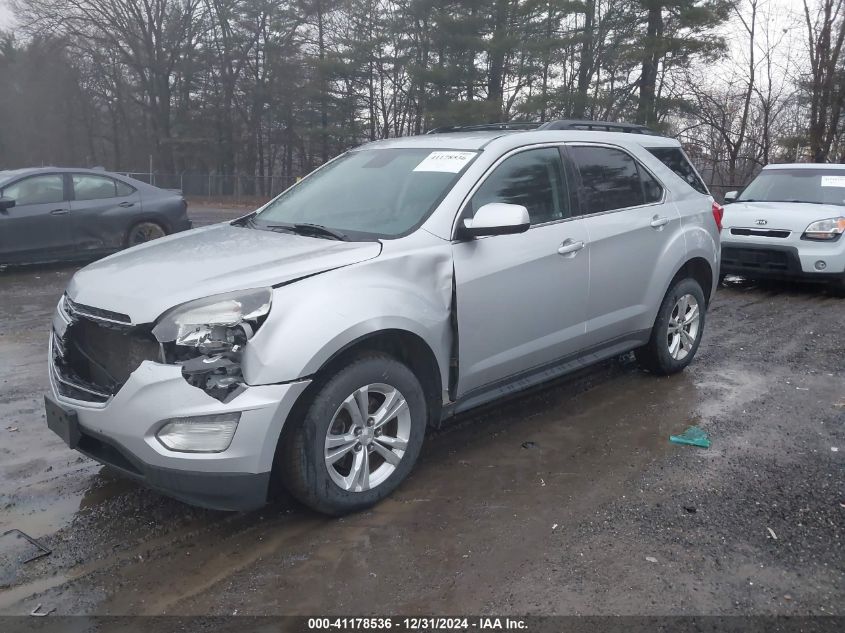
[67,224,382,323]
[723,201,845,233]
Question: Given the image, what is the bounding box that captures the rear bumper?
[720,243,844,282]
[173,216,193,232]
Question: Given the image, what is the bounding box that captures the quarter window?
[647,147,708,195]
[469,148,568,225]
[2,174,64,206]
[571,146,644,214]
[115,180,136,197]
[73,174,118,201]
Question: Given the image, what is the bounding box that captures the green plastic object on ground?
[669,426,711,448]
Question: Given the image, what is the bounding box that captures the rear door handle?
[118,201,134,208]
[650,215,670,229]
[50,208,69,216]
[557,239,585,256]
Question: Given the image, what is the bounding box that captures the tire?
[126,221,166,247]
[635,277,707,375]
[280,353,427,515]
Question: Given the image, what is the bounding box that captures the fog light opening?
[156,412,241,453]
[815,260,827,271]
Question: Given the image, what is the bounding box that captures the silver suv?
[45,123,721,515]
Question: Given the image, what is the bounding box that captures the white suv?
[721,163,845,291]
[45,122,721,515]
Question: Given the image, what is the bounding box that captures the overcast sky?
[0,0,13,28]
[0,0,807,88]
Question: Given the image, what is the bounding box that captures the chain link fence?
[120,173,296,199]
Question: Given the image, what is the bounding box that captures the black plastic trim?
[721,243,844,281]
[444,330,651,419]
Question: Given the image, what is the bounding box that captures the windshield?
[252,148,478,238]
[739,168,845,206]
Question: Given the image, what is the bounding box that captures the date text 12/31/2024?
[307,617,528,631]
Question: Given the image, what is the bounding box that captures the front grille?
[53,315,161,402]
[65,296,132,324]
[721,247,793,272]
[730,228,791,238]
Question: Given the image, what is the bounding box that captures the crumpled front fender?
[242,236,454,390]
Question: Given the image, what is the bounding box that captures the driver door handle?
[557,239,585,256]
[50,208,69,215]
[118,201,135,208]
[650,215,670,228]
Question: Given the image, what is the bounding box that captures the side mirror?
[723,191,738,204]
[0,197,15,211]
[462,202,530,238]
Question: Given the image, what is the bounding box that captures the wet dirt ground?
[0,221,843,616]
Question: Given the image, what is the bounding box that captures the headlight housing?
[153,288,272,401]
[803,217,845,241]
[153,288,271,352]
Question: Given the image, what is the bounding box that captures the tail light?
[711,201,724,232]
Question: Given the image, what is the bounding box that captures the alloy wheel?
[128,222,166,246]
[324,383,411,492]
[667,293,700,361]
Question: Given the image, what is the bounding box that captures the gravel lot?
[0,211,842,616]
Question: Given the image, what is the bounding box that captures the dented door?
[69,173,143,252]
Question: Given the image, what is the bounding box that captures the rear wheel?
[280,353,427,515]
[126,221,166,247]
[636,277,706,375]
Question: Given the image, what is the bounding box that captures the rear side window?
[73,174,118,201]
[115,180,136,197]
[2,174,64,205]
[647,147,708,195]
[571,146,644,213]
[470,148,569,225]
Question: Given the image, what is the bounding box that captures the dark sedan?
[0,167,192,266]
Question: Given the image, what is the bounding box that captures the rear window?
[647,147,708,195]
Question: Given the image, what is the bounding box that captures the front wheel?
[279,353,427,515]
[635,278,707,375]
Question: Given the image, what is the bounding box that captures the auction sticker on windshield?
[821,175,845,187]
[414,151,477,173]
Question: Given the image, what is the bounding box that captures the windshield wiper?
[264,222,349,241]
[231,213,257,227]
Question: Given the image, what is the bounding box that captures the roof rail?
[427,122,541,134]
[537,119,658,135]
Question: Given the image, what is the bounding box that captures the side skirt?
[442,330,651,420]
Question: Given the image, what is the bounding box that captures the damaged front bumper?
[47,336,310,510]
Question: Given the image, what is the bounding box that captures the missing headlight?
[152,288,272,402]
